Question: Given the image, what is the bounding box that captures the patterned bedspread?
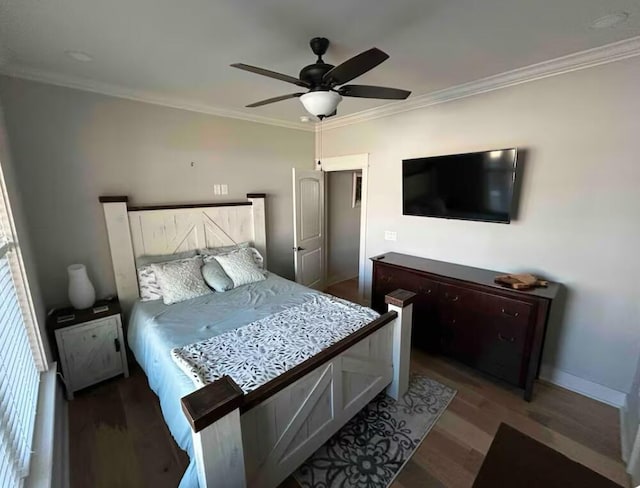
[171,294,379,393]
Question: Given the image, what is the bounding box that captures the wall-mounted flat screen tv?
[402,148,518,223]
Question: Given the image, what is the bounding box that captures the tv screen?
[402,148,518,223]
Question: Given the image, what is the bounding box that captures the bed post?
[99,196,139,312]
[182,376,247,488]
[385,289,416,400]
[247,193,267,269]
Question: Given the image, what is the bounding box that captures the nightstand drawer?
[55,315,127,394]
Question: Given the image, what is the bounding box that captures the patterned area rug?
[294,375,456,488]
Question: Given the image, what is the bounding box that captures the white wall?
[320,57,640,394]
[327,171,361,284]
[0,76,315,307]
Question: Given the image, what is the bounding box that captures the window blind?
[0,246,40,487]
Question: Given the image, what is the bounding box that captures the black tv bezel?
[402,148,519,224]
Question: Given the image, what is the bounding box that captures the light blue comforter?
[127,273,320,488]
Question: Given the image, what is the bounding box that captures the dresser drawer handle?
[114,338,121,352]
[449,295,459,302]
[498,333,516,343]
[501,308,519,318]
[420,288,432,295]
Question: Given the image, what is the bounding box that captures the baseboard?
[621,403,631,463]
[539,364,626,408]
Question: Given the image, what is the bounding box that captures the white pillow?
[213,248,266,288]
[151,257,212,305]
[200,243,264,269]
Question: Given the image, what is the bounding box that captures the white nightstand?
[48,299,129,399]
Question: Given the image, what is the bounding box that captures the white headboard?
[100,194,266,313]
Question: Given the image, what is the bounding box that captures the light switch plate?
[213,184,221,195]
[221,184,228,195]
[384,231,397,241]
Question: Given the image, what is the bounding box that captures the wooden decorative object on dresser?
[47,298,129,399]
[371,253,560,401]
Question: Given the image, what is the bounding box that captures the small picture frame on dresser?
[47,298,128,399]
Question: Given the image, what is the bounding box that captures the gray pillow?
[201,260,234,292]
[198,242,250,256]
[136,251,198,301]
[136,250,197,267]
[151,257,211,305]
[200,243,265,269]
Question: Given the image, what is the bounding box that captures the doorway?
[292,154,369,300]
[325,170,362,303]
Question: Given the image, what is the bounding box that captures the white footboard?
[181,289,415,488]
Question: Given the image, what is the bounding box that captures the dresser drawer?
[439,283,483,310]
[475,317,529,386]
[372,265,427,310]
[481,293,533,325]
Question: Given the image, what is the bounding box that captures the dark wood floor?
[67,278,629,487]
[325,277,362,304]
[68,354,629,488]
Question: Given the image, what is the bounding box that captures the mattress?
[127,272,320,488]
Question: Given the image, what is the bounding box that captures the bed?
[100,194,415,488]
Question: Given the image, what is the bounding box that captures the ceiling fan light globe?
[300,91,342,117]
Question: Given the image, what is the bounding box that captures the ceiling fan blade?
[339,84,411,100]
[231,63,309,88]
[323,48,389,85]
[245,93,304,108]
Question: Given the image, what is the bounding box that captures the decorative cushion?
[198,242,250,256]
[201,260,234,292]
[199,242,264,269]
[136,251,198,302]
[151,257,211,305]
[137,265,163,301]
[213,248,266,288]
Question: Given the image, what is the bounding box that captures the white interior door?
[292,168,325,289]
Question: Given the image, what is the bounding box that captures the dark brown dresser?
[371,252,560,400]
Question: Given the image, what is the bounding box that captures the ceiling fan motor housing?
[299,63,334,89]
[300,37,335,88]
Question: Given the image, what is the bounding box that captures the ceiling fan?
[231,37,411,119]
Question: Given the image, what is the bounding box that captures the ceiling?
[1,0,639,127]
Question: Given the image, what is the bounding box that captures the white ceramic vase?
[67,264,96,310]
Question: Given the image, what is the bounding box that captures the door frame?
[318,153,369,301]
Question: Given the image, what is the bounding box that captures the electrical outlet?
[220,184,228,195]
[213,184,221,195]
[384,231,397,241]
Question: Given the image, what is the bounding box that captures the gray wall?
[327,171,361,284]
[320,57,640,395]
[0,104,51,359]
[0,76,315,307]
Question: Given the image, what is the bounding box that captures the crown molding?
[0,65,314,132]
[317,35,640,131]
[2,35,639,134]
